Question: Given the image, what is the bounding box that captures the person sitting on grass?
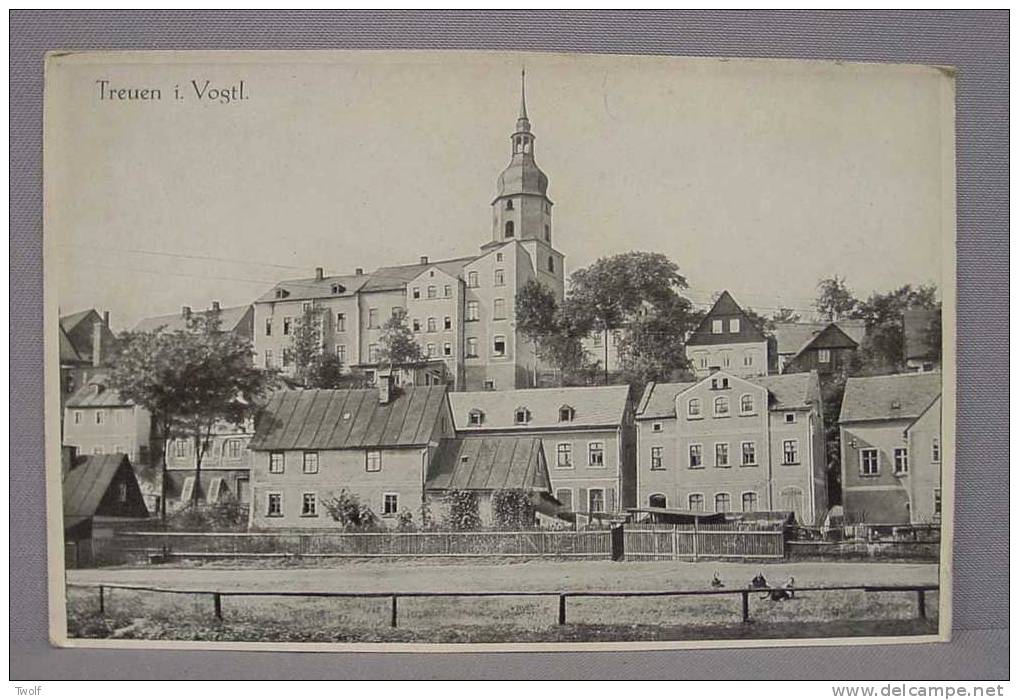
[711,571,724,588]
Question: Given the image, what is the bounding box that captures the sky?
[47,51,952,331]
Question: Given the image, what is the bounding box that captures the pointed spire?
[519,68,528,120]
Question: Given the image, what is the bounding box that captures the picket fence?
[624,523,785,561]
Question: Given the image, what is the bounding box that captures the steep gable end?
[687,291,767,346]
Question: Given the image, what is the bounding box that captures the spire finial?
[519,67,528,120]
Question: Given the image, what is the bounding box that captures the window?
[427,286,437,299]
[559,405,575,422]
[303,302,313,313]
[443,342,452,356]
[443,316,452,330]
[468,409,485,426]
[743,353,754,367]
[494,269,505,286]
[556,489,573,510]
[741,441,757,466]
[303,451,319,474]
[225,439,242,459]
[466,337,478,357]
[860,448,879,475]
[336,313,346,331]
[739,394,754,414]
[267,493,283,517]
[175,440,188,458]
[588,489,605,513]
[484,380,495,390]
[365,450,382,472]
[444,285,452,298]
[715,493,731,513]
[265,318,272,336]
[712,319,723,334]
[817,349,831,364]
[383,493,399,516]
[367,308,379,328]
[784,412,796,423]
[412,287,421,300]
[331,283,345,295]
[698,355,709,369]
[544,224,550,241]
[783,440,799,464]
[302,493,317,517]
[95,410,105,425]
[556,443,573,468]
[336,345,346,363]
[721,353,732,368]
[283,317,293,335]
[466,301,480,321]
[426,317,437,332]
[73,410,83,424]
[412,318,421,332]
[493,335,506,356]
[742,492,759,512]
[92,446,105,455]
[264,349,274,368]
[367,344,380,363]
[729,319,740,333]
[932,437,941,463]
[505,221,515,238]
[269,451,284,474]
[649,494,667,508]
[894,447,909,474]
[592,334,602,348]
[117,482,128,503]
[688,493,705,511]
[689,444,703,468]
[493,299,506,319]
[467,271,478,288]
[715,443,730,467]
[652,421,663,432]
[588,442,605,467]
[514,407,530,424]
[505,199,514,210]
[547,256,554,273]
[933,489,942,518]
[687,398,702,418]
[282,347,294,366]
[713,396,729,417]
[650,446,663,471]
[113,443,124,454]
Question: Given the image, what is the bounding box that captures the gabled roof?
[449,385,631,431]
[774,321,861,358]
[65,373,133,408]
[249,386,448,451]
[425,437,551,492]
[686,291,767,346]
[133,304,253,334]
[839,372,942,424]
[636,372,818,420]
[255,273,368,304]
[60,309,99,333]
[62,453,128,518]
[59,324,83,364]
[362,256,477,293]
[903,308,940,361]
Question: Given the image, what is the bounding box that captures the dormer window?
[331,284,345,295]
[274,289,289,299]
[891,399,902,410]
[468,409,484,426]
[559,405,575,422]
[514,407,530,425]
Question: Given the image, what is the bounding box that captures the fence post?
[672,525,679,561]
[693,520,699,562]
[98,586,105,615]
[916,589,926,620]
[213,593,222,620]
[558,594,567,625]
[741,590,749,623]
[390,595,398,627]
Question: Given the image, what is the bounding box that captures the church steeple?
[516,69,530,133]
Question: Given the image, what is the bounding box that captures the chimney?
[182,305,192,320]
[315,267,324,281]
[91,320,103,368]
[62,445,78,476]
[211,300,221,312]
[355,267,364,276]
[420,256,429,265]
[103,310,110,327]
[377,370,397,405]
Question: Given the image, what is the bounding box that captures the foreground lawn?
[65,558,940,643]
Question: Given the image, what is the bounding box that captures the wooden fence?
[624,524,785,560]
[69,581,938,627]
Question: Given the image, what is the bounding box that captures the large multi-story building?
[252,73,565,392]
[839,372,942,524]
[635,370,828,524]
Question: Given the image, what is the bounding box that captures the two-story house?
[839,372,942,524]
[449,385,635,516]
[63,374,152,465]
[635,371,827,524]
[685,292,770,379]
[163,421,255,508]
[772,320,866,375]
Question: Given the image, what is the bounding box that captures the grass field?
[65,558,940,643]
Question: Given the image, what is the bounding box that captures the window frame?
[740,440,757,466]
[817,348,832,364]
[467,409,485,426]
[649,493,667,509]
[382,492,399,517]
[269,451,285,474]
[555,488,573,511]
[301,492,318,517]
[711,319,723,334]
[687,398,702,419]
[688,443,703,469]
[588,441,605,468]
[783,439,800,465]
[893,447,909,475]
[688,493,705,511]
[302,451,319,475]
[741,491,759,512]
[860,447,880,476]
[713,396,730,417]
[365,449,382,473]
[729,318,740,333]
[714,492,732,513]
[714,442,730,468]
[555,442,573,469]
[492,335,506,356]
[267,492,283,517]
[932,437,941,463]
[650,446,664,471]
[493,298,506,319]
[739,394,755,415]
[588,488,605,513]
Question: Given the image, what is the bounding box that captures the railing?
[69,582,938,628]
[624,524,785,560]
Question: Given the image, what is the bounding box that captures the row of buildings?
[59,73,943,530]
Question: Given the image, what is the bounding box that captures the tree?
[110,311,277,516]
[290,305,325,386]
[855,284,939,373]
[305,352,347,389]
[491,489,537,530]
[615,295,700,386]
[322,488,380,531]
[771,307,802,325]
[443,489,481,531]
[377,308,423,368]
[515,280,594,386]
[815,276,860,322]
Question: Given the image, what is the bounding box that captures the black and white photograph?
[44,50,955,650]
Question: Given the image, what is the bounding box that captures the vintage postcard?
[44,50,956,652]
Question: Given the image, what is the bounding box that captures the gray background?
[10,10,1008,680]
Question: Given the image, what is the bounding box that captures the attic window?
[729,319,740,333]
[514,407,531,425]
[460,455,470,464]
[331,284,345,295]
[784,413,796,423]
[712,320,723,334]
[468,409,485,426]
[274,289,290,299]
[559,405,575,422]
[891,399,902,410]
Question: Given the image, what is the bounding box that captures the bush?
[322,489,380,531]
[443,490,481,531]
[164,502,249,532]
[491,489,537,530]
[395,509,417,532]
